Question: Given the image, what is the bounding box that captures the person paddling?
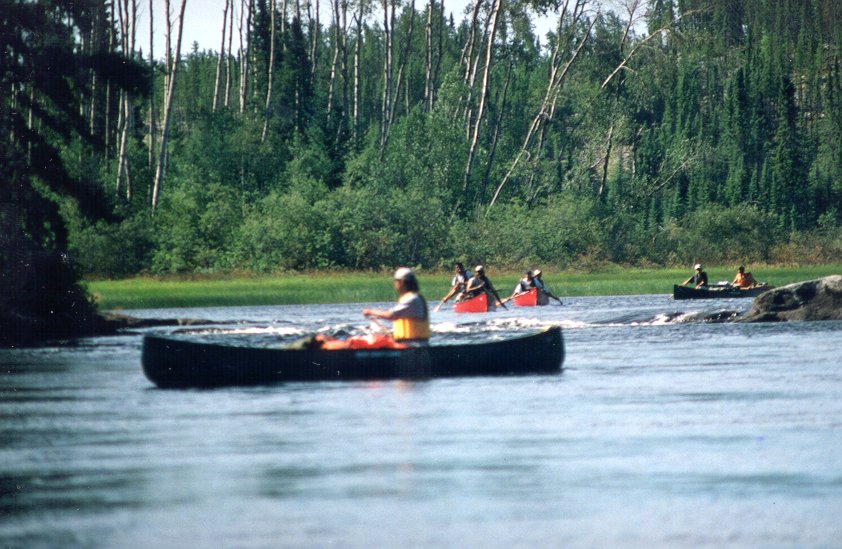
[463,265,507,308]
[504,270,537,303]
[532,269,563,304]
[434,262,471,312]
[681,264,708,288]
[362,268,431,345]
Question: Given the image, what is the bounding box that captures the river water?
[2,295,841,548]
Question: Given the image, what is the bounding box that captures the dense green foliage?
[6,1,842,293]
[1,1,145,342]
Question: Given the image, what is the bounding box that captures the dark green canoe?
[141,326,564,388]
[673,283,774,300]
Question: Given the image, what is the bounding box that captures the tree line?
[5,0,842,289]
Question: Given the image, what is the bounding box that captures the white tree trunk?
[261,0,277,142]
[148,0,156,170]
[352,5,362,141]
[224,0,235,107]
[212,0,230,112]
[325,0,341,118]
[238,0,252,113]
[152,0,188,211]
[424,0,433,111]
[463,0,501,193]
[384,0,415,149]
[379,0,395,152]
[488,0,595,212]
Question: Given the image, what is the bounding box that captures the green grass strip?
[86,265,842,310]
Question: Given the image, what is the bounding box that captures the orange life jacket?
[735,271,754,288]
[317,333,408,350]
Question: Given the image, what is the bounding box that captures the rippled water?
[2,295,842,547]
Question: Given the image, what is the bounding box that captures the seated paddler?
[681,264,708,288]
[362,267,431,345]
[731,265,757,289]
[507,270,536,301]
[463,265,507,307]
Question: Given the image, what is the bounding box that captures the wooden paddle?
[363,313,391,335]
[433,287,457,312]
[493,289,508,309]
[500,292,523,306]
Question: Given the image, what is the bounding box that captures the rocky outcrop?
[3,312,230,347]
[740,275,842,322]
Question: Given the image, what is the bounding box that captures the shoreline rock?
[740,275,842,322]
[1,311,223,347]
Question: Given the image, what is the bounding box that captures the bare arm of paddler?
[362,268,429,323]
[363,293,426,321]
[464,277,486,294]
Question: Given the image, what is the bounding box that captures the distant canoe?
[512,288,550,307]
[141,326,564,388]
[672,283,774,300]
[453,293,494,313]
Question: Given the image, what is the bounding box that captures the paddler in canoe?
[461,265,507,308]
[434,262,472,312]
[681,263,709,288]
[503,270,538,304]
[297,268,430,350]
[532,269,563,304]
[361,267,431,346]
[731,265,758,289]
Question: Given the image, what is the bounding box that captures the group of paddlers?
[435,262,562,312]
[680,264,760,289]
[341,264,561,349]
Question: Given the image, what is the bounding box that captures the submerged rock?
[740,275,842,322]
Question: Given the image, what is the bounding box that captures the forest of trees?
[5,0,842,294]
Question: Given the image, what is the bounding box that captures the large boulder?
[741,275,842,322]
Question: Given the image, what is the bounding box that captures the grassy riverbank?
[86,265,842,310]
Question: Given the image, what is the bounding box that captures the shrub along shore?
[87,265,842,311]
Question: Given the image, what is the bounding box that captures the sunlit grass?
[86,264,842,310]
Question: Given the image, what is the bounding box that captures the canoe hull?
[453,293,494,313]
[673,284,773,300]
[142,326,564,388]
[513,288,549,307]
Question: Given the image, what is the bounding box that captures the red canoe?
[512,288,549,307]
[453,293,495,313]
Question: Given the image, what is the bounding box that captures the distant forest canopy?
[8,0,842,279]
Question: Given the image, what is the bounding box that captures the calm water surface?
[2,295,842,548]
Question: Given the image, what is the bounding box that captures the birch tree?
[224,0,235,107]
[261,0,277,142]
[115,0,138,200]
[383,0,416,151]
[352,0,364,140]
[596,0,645,200]
[488,0,596,211]
[462,0,501,194]
[148,0,157,169]
[379,0,396,153]
[326,0,343,118]
[238,0,254,113]
[151,0,188,211]
[212,0,231,112]
[424,0,434,110]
